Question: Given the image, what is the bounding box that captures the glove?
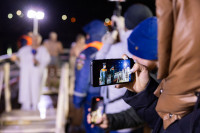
[101,30,118,45]
[111,15,125,31]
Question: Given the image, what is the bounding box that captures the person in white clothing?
[13,34,50,110]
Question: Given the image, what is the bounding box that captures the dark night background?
[0,0,155,55]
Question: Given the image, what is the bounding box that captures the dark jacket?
[107,108,144,131]
[123,77,200,133]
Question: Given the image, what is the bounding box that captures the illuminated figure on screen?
[100,63,107,85]
[110,66,115,83]
[123,61,131,82]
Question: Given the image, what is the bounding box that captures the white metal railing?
[3,63,12,112]
[56,63,69,133]
[0,54,16,112]
[0,61,12,113]
[0,55,12,62]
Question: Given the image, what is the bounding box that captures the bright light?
[27,10,36,18]
[27,10,45,19]
[16,10,22,16]
[62,15,67,20]
[8,13,13,19]
[105,18,110,23]
[36,11,44,19]
[39,107,46,119]
[124,62,127,67]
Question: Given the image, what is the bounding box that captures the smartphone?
[91,58,134,87]
[91,97,104,124]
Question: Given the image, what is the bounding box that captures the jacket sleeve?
[95,43,112,59]
[73,53,90,108]
[156,0,174,79]
[123,77,159,129]
[107,108,144,131]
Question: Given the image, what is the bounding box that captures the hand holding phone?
[87,110,108,129]
[90,97,104,124]
[115,61,150,93]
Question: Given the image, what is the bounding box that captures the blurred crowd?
[9,1,200,133]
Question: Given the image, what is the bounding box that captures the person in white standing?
[13,34,50,110]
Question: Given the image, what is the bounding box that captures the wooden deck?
[0,109,57,133]
[0,123,55,133]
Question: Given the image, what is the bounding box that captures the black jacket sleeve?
[123,77,160,129]
[107,108,144,131]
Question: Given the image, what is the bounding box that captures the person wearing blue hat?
[127,17,158,71]
[88,17,158,132]
[121,0,200,133]
[128,17,157,58]
[83,20,107,44]
[73,19,106,133]
[119,11,200,132]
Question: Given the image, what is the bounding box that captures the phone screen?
[91,58,134,87]
[91,97,104,124]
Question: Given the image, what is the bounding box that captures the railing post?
[56,63,69,133]
[64,63,69,119]
[4,63,12,112]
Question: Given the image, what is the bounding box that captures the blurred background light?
[7,47,12,55]
[62,15,67,21]
[105,18,110,23]
[27,10,44,20]
[71,17,76,23]
[8,13,13,19]
[27,10,36,18]
[16,10,22,16]
[36,11,45,19]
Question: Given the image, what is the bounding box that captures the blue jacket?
[73,42,103,108]
[123,77,200,133]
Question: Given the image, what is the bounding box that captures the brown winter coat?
[155,0,200,129]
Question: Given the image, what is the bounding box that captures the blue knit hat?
[128,17,158,60]
[83,20,107,43]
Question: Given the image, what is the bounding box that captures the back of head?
[27,32,33,37]
[76,34,85,42]
[124,4,153,30]
[128,17,157,60]
[32,34,42,46]
[49,32,58,41]
[83,20,107,43]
